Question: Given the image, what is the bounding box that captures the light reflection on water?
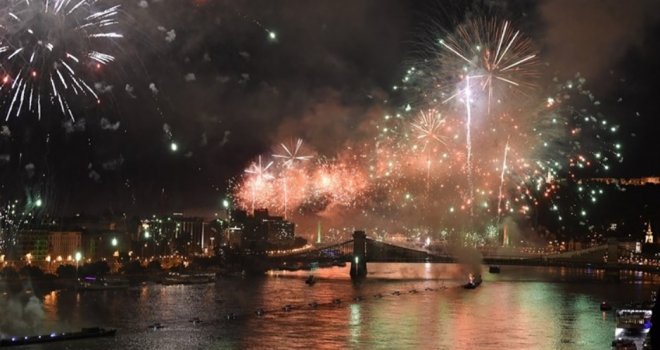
[28,263,660,349]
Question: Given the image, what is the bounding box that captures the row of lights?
[18,237,120,264]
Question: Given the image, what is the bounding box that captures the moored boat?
[162,273,215,285]
[77,276,129,291]
[615,308,652,335]
[0,327,116,347]
[611,338,637,350]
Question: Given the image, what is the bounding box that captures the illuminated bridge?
[268,231,655,278]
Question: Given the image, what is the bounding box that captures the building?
[642,222,659,255]
[15,229,50,261]
[645,223,654,243]
[137,214,215,256]
[49,231,82,262]
[230,209,297,250]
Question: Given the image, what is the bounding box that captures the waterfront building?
[49,231,82,262]
[645,223,654,243]
[137,214,215,256]
[15,229,50,261]
[229,209,298,250]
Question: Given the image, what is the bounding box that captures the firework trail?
[410,109,446,193]
[273,138,313,219]
[496,137,509,223]
[0,0,123,121]
[245,155,273,213]
[434,19,538,217]
[465,76,474,215]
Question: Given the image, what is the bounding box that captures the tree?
[120,260,145,275]
[147,260,162,272]
[56,264,77,279]
[20,265,45,279]
[79,261,110,277]
[1,266,22,294]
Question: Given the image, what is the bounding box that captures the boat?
[463,273,482,289]
[0,327,116,347]
[148,323,165,330]
[615,308,652,335]
[333,260,347,268]
[305,275,316,286]
[162,273,215,285]
[77,276,129,291]
[489,266,501,274]
[611,338,637,350]
[280,263,303,272]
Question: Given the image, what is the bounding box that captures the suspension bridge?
[268,231,652,278]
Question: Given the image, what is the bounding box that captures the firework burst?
[410,109,447,150]
[273,138,313,168]
[244,155,274,213]
[272,138,313,218]
[0,0,123,120]
[436,18,539,113]
[230,16,621,244]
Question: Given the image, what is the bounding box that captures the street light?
[222,199,230,209]
[111,237,118,247]
[35,199,42,208]
[75,252,82,266]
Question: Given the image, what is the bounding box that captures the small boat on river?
[305,275,316,286]
[162,273,215,285]
[463,274,482,289]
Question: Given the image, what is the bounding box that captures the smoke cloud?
[540,0,660,80]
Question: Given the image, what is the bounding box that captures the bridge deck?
[269,238,659,273]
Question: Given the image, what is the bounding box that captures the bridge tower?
[605,237,620,281]
[606,237,619,265]
[350,230,367,279]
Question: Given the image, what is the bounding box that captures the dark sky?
[0,0,658,217]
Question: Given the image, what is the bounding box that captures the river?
[8,263,660,349]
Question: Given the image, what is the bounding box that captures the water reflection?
[27,263,659,349]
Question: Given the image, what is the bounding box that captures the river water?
[10,263,660,349]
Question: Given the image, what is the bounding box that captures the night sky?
[0,0,658,218]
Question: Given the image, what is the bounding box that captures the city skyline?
[0,3,659,349]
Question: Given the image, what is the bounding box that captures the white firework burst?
[0,0,123,121]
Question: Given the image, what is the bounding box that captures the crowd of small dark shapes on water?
[139,283,450,331]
